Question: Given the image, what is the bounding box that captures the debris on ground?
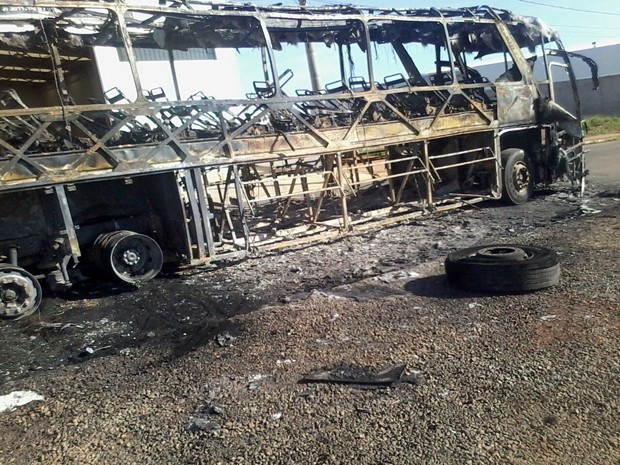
[247,374,268,391]
[71,345,116,362]
[38,322,84,331]
[300,363,420,388]
[187,418,221,433]
[0,391,44,413]
[276,358,296,367]
[580,205,602,215]
[204,405,224,416]
[216,332,236,347]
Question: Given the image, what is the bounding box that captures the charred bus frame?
[0,1,597,318]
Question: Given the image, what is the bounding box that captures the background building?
[474,41,620,117]
[95,46,242,102]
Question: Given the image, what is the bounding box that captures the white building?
[94,45,242,102]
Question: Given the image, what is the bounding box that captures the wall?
[554,75,620,117]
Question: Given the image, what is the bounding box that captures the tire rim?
[109,234,163,283]
[0,266,42,318]
[475,246,530,261]
[94,231,163,284]
[512,161,530,192]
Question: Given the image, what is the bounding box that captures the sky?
[248,0,620,50]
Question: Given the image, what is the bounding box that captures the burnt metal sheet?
[496,83,536,124]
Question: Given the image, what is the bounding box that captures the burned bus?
[0,1,597,318]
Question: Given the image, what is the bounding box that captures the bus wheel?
[93,231,163,284]
[0,265,42,319]
[502,149,533,205]
[445,244,560,293]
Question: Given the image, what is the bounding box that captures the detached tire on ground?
[445,244,560,293]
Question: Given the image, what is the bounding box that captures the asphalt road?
[587,140,620,184]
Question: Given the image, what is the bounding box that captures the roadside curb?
[584,133,620,145]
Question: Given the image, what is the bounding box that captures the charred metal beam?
[53,185,81,262]
[548,49,599,90]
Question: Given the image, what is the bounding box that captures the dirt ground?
[0,173,618,464]
[0,183,596,383]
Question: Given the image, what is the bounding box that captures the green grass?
[585,115,620,136]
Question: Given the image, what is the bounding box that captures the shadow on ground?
[404,275,486,299]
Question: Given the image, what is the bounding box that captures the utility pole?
[299,0,321,91]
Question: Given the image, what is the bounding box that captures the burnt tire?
[445,244,560,293]
[502,149,533,205]
[0,265,42,319]
[92,231,163,284]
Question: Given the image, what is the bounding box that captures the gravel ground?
[0,181,618,464]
